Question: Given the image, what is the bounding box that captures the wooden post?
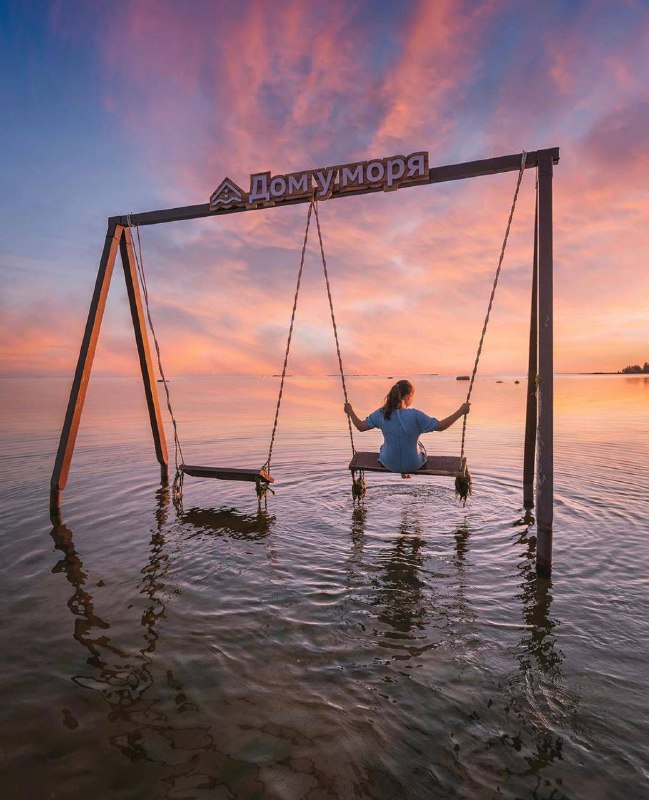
[120,228,169,481]
[536,151,554,576]
[523,185,539,513]
[50,224,124,512]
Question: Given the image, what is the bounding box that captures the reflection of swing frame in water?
[49,148,558,575]
[49,489,276,789]
[50,487,213,778]
[47,491,568,795]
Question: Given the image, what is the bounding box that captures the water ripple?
[1,376,648,799]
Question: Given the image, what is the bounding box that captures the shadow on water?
[178,505,275,541]
[177,503,278,568]
[48,487,275,798]
[372,509,428,643]
[349,500,477,660]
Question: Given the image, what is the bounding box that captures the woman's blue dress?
[365,408,440,472]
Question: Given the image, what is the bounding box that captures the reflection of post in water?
[49,487,215,774]
[450,522,474,628]
[350,502,367,563]
[495,528,576,786]
[343,501,368,593]
[515,534,563,677]
[50,521,121,662]
[454,522,470,565]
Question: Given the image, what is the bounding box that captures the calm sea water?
[1,374,648,799]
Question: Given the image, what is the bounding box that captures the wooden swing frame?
[50,147,558,576]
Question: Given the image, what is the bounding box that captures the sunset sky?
[1,0,647,378]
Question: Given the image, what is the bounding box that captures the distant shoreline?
[5,372,648,380]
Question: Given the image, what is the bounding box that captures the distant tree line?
[621,362,649,373]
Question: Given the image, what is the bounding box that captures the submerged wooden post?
[50,224,123,512]
[523,187,539,512]
[120,228,169,481]
[536,151,554,576]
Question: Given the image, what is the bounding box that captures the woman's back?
[365,407,439,473]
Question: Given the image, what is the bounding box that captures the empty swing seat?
[348,452,465,477]
[179,464,274,483]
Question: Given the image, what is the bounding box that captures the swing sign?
[209,151,429,211]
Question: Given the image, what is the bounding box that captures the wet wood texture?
[120,228,168,479]
[349,452,466,476]
[50,224,123,511]
[110,149,560,228]
[536,150,554,576]
[523,185,539,512]
[180,464,274,483]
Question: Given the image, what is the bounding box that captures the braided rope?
[126,219,185,478]
[313,200,356,456]
[459,151,528,462]
[263,200,314,474]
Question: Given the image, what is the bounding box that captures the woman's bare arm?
[436,402,470,432]
[344,402,371,432]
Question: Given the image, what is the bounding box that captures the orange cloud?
[2,0,647,378]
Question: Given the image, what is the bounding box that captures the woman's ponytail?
[382,379,414,420]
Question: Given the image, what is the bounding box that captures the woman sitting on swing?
[344,380,470,478]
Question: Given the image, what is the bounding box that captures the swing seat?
[348,452,466,477]
[179,464,274,483]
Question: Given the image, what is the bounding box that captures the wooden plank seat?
[349,452,465,477]
[179,464,274,483]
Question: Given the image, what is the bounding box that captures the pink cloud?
[3,0,647,378]
[371,0,496,153]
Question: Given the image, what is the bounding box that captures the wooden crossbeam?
[109,149,560,228]
[349,452,465,477]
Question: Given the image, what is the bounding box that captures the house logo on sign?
[209,178,246,210]
[209,152,430,211]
